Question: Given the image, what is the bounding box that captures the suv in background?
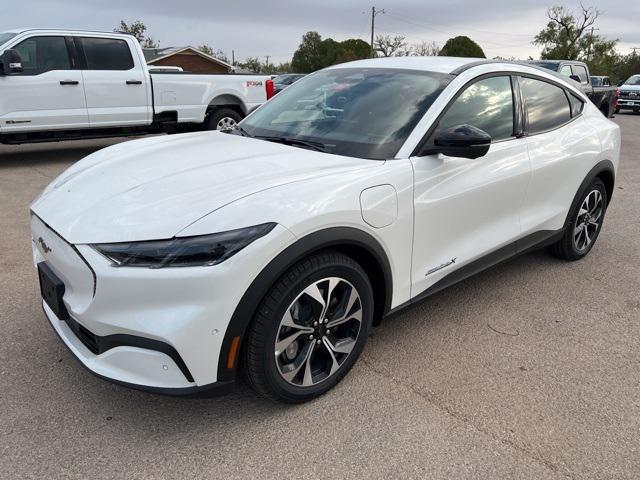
[530,60,617,117]
[616,74,640,114]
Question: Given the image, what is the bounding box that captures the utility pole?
[370,6,385,58]
[586,27,599,61]
[265,55,270,70]
[232,49,235,66]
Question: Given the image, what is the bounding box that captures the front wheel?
[243,251,374,403]
[548,178,607,261]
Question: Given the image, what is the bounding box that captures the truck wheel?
[205,108,242,131]
[634,108,640,114]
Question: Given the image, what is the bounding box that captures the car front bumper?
[31,213,295,394]
[617,97,640,108]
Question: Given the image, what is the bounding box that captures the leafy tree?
[374,35,408,57]
[439,36,485,58]
[291,31,324,72]
[291,32,371,72]
[410,41,440,56]
[116,20,158,48]
[198,44,229,63]
[612,52,640,84]
[533,5,605,60]
[238,56,262,73]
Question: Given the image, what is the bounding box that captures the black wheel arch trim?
[216,226,393,382]
[563,160,615,229]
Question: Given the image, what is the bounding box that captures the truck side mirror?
[0,49,24,75]
[569,74,581,83]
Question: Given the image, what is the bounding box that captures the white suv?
[31,57,620,402]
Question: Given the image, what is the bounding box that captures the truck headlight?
[92,223,276,268]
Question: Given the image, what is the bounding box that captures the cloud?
[2,0,636,63]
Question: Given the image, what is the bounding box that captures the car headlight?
[91,223,276,268]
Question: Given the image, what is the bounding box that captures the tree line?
[117,5,639,82]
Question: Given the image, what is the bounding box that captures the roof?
[328,56,483,74]
[143,46,233,69]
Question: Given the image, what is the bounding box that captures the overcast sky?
[4,1,639,64]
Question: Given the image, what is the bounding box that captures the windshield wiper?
[254,135,328,152]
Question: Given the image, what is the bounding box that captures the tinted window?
[624,75,640,86]
[568,93,584,117]
[520,77,571,133]
[13,36,70,75]
[560,65,572,77]
[80,37,133,70]
[242,68,452,160]
[571,65,588,83]
[438,76,514,142]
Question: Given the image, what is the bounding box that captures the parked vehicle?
[616,74,640,113]
[273,73,305,94]
[529,60,617,117]
[0,29,274,144]
[31,57,619,402]
[590,75,611,87]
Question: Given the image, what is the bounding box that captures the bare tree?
[410,40,440,56]
[374,35,407,57]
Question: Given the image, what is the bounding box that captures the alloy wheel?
[216,117,237,131]
[274,277,363,387]
[573,189,603,252]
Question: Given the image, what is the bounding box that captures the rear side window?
[79,37,134,70]
[520,77,571,134]
[437,76,514,142]
[568,93,584,117]
[13,36,71,75]
[560,65,572,77]
[571,65,588,83]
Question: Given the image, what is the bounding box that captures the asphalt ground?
[1,114,639,479]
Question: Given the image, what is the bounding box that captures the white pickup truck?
[0,29,274,144]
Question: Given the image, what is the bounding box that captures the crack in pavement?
[359,355,576,480]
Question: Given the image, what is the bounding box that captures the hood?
[31,131,370,244]
[620,84,640,92]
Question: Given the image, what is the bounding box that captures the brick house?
[143,46,233,73]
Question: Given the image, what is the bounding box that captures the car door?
[0,35,88,132]
[518,75,600,235]
[410,75,531,298]
[77,36,150,127]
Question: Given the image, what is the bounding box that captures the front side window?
[571,65,588,83]
[79,37,134,70]
[242,68,452,159]
[520,77,571,134]
[13,36,70,75]
[437,76,514,142]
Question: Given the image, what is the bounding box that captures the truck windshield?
[241,68,452,160]
[0,32,17,46]
[624,76,640,86]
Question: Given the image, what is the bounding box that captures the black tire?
[243,250,374,403]
[204,108,242,131]
[548,178,607,261]
[634,108,640,114]
[614,108,620,114]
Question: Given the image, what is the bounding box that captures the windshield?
[0,32,17,47]
[624,75,640,86]
[241,68,452,159]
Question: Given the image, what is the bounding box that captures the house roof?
[142,46,233,70]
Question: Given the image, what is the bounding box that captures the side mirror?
[0,49,23,75]
[421,124,491,159]
[617,81,623,87]
[569,74,581,83]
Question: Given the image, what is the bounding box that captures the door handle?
[59,80,79,85]
[126,80,143,85]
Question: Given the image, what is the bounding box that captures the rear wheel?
[243,251,374,403]
[548,178,607,261]
[204,108,242,131]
